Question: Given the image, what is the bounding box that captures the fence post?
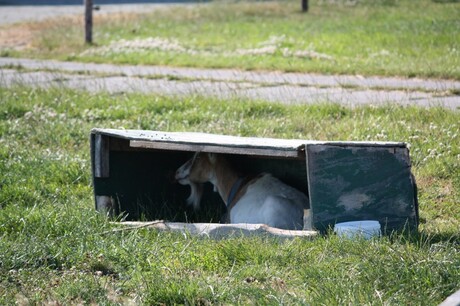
[302,0,308,12]
[85,0,93,44]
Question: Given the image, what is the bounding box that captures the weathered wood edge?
[94,134,109,178]
[90,128,408,150]
[109,221,319,239]
[91,128,306,150]
[439,289,460,306]
[130,140,303,158]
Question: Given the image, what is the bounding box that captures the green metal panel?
[306,144,418,234]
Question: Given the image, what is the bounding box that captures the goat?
[175,152,311,230]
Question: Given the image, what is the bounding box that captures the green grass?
[0,86,459,304]
[3,0,459,79]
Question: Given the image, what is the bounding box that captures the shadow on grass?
[389,229,460,247]
[432,0,460,3]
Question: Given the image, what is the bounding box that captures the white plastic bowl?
[334,220,381,239]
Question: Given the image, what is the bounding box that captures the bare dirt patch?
[0,23,36,50]
[0,16,82,51]
[0,13,137,52]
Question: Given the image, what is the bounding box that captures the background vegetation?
[0,87,459,304]
[1,0,459,79]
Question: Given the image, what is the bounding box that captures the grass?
[1,0,459,79]
[0,86,459,304]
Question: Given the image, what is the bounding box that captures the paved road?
[0,3,185,25]
[1,57,459,109]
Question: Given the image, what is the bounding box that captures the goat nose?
[175,169,185,180]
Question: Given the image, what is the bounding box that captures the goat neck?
[210,155,241,207]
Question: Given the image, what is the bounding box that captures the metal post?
[84,0,93,44]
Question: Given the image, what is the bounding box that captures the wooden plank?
[91,128,306,150]
[96,195,113,215]
[94,134,109,178]
[129,140,305,159]
[111,221,319,239]
[439,289,460,306]
[90,128,407,150]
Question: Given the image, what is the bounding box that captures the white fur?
[175,153,311,230]
[230,174,306,230]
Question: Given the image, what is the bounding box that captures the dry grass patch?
[0,12,156,53]
[0,23,37,50]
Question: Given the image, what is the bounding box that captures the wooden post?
[302,0,308,12]
[84,0,93,44]
[94,134,110,178]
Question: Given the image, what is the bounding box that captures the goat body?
[229,173,306,230]
[175,152,310,230]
